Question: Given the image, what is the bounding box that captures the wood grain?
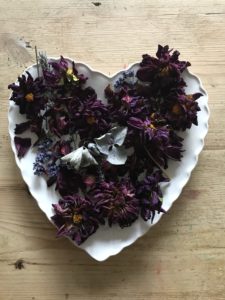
[0,0,225,299]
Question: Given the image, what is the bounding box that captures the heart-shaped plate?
[8,58,209,261]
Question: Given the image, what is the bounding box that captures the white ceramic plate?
[8,58,209,261]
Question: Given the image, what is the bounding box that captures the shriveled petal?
[14,121,31,134]
[14,136,31,158]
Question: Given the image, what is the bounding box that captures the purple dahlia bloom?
[56,167,84,196]
[165,92,202,130]
[136,170,169,222]
[68,96,111,139]
[8,72,47,118]
[51,195,102,245]
[128,117,183,168]
[43,56,87,86]
[109,94,150,126]
[136,45,191,97]
[91,180,139,228]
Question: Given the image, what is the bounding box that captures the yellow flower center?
[73,214,83,224]
[86,116,96,125]
[150,113,155,118]
[145,123,156,130]
[186,95,193,101]
[159,66,170,76]
[172,103,182,115]
[66,68,79,82]
[25,93,34,102]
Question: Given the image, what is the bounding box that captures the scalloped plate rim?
[8,57,209,261]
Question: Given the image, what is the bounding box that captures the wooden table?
[0,0,224,299]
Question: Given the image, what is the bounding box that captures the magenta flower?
[68,96,111,139]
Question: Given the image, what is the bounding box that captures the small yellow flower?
[66,68,79,82]
[25,93,34,102]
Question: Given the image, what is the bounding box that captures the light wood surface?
[0,0,225,299]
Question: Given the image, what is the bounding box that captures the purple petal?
[14,121,31,134]
[14,136,31,158]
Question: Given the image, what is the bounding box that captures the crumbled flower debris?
[9,45,201,244]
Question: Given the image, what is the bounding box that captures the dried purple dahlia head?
[90,179,140,228]
[51,194,104,245]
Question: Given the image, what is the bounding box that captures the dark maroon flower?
[128,117,183,168]
[56,167,84,196]
[14,136,31,158]
[51,195,103,245]
[90,180,139,228]
[136,45,190,98]
[105,81,151,126]
[136,170,168,222]
[165,91,202,130]
[137,45,190,85]
[8,72,46,118]
[42,56,69,86]
[69,96,111,139]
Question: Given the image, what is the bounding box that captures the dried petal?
[14,136,31,158]
[61,147,98,170]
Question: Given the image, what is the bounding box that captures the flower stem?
[35,46,40,78]
[143,146,170,179]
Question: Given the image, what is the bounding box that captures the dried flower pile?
[8,45,201,245]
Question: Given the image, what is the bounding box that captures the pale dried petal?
[111,126,128,146]
[61,147,98,170]
[107,146,127,165]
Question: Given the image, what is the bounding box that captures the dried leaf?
[94,133,112,155]
[107,145,127,165]
[94,126,128,165]
[61,147,98,170]
[111,126,128,146]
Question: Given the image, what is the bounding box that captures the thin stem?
[35,46,40,77]
[143,145,170,179]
